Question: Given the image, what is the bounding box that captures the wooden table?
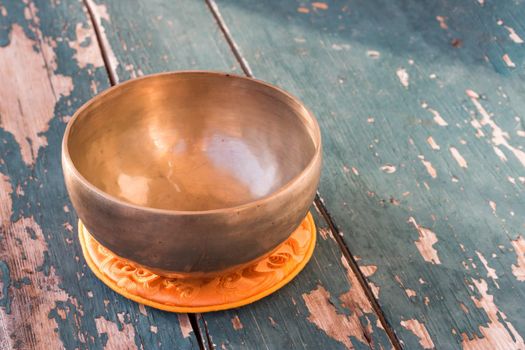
[1,0,524,349]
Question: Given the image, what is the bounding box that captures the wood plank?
[85,0,241,81]
[199,208,393,350]
[0,1,198,348]
[93,0,394,348]
[210,0,525,348]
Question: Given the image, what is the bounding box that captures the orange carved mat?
[78,212,316,313]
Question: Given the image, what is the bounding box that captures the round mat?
[78,213,316,313]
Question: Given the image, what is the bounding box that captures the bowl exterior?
[62,149,321,274]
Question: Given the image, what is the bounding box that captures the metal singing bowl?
[62,71,322,276]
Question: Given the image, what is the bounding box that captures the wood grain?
[209,0,525,348]
[92,0,394,348]
[200,208,393,350]
[0,1,198,349]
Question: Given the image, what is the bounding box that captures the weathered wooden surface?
[209,0,525,349]
[85,0,395,349]
[199,208,393,350]
[4,0,525,349]
[85,0,240,82]
[0,0,198,349]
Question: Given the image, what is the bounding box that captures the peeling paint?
[396,68,409,88]
[489,201,496,214]
[475,251,499,288]
[511,236,525,281]
[400,319,435,349]
[405,289,416,298]
[360,265,377,277]
[95,315,136,349]
[467,90,525,167]
[138,304,147,316]
[394,275,403,286]
[426,136,440,150]
[0,24,72,165]
[504,25,524,44]
[331,43,350,51]
[428,108,448,126]
[420,157,437,178]
[408,217,441,264]
[366,50,380,58]
[502,54,516,68]
[318,228,331,240]
[380,164,396,173]
[297,7,309,13]
[177,314,193,338]
[0,173,68,348]
[450,147,468,168]
[462,279,524,349]
[231,315,243,330]
[69,22,105,68]
[493,146,507,162]
[339,257,373,314]
[312,2,328,10]
[460,303,469,314]
[369,283,380,299]
[303,285,367,348]
[301,257,388,346]
[436,16,448,29]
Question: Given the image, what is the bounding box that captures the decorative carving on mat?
[79,213,316,312]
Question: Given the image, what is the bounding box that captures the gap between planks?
[83,0,117,85]
[313,196,402,350]
[205,0,403,348]
[81,1,207,349]
[197,314,216,350]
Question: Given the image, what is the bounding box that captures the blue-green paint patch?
[13,277,31,289]
[0,261,11,314]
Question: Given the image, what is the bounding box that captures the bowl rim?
[62,70,322,215]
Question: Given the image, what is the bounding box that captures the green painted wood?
[94,0,393,349]
[0,1,198,348]
[210,0,525,348]
[200,208,393,350]
[87,0,241,82]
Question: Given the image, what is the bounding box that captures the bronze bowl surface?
[62,71,322,276]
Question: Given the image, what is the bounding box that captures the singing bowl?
[62,71,322,275]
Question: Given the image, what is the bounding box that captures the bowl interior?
[67,73,318,211]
